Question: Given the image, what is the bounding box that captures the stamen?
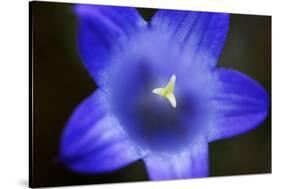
[152,75,177,108]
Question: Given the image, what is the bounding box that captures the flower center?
[152,74,177,108]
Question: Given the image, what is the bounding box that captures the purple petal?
[151,10,229,68]
[60,90,140,173]
[208,68,269,141]
[144,143,208,180]
[74,5,146,87]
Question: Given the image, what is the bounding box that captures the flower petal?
[60,90,140,173]
[74,5,147,87]
[151,10,229,68]
[144,144,208,180]
[208,68,269,141]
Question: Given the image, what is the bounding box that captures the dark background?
[30,1,271,188]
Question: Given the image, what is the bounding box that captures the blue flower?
[60,5,269,180]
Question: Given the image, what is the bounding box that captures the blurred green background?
[30,1,271,187]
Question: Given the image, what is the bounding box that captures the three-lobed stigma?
[152,74,177,108]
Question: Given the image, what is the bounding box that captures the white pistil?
[152,75,177,108]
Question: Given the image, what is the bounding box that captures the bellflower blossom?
[60,5,269,180]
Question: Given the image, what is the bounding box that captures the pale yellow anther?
[152,75,177,108]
